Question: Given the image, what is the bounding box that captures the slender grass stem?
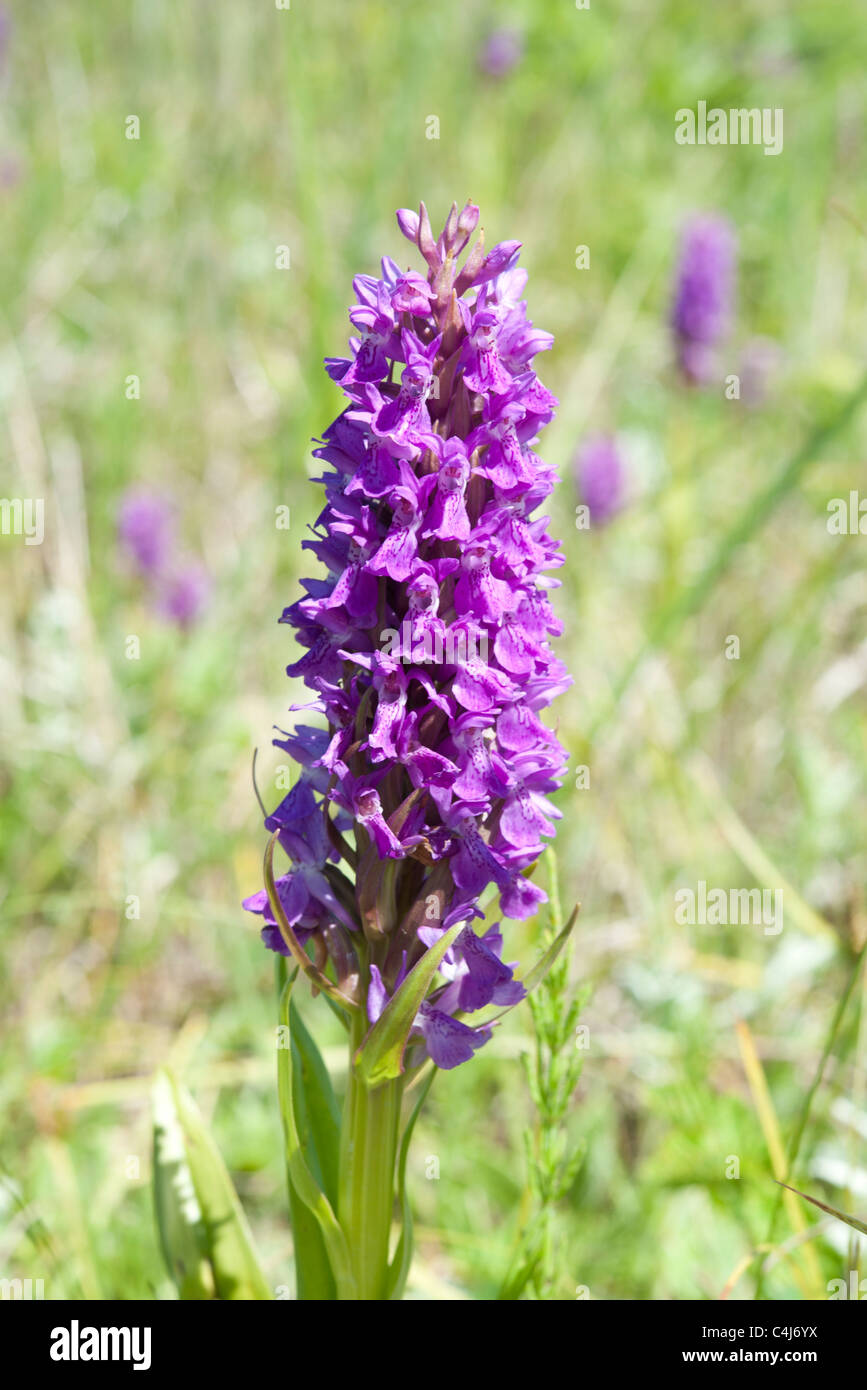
[589,372,867,741]
[754,941,867,1299]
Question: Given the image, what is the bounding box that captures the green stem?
[338,1010,404,1299]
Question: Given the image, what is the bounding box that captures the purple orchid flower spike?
[249,195,570,1043]
[248,202,573,1302]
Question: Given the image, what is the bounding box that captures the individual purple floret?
[249,202,569,1069]
[478,28,524,79]
[671,215,737,383]
[118,489,175,578]
[576,435,626,525]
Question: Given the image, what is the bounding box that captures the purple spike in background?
[478,28,525,79]
[117,487,211,628]
[117,489,175,578]
[671,214,737,384]
[576,434,626,525]
[156,563,211,628]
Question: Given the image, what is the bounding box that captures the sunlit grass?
[2,0,867,1300]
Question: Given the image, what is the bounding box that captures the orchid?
[575,434,627,525]
[118,489,175,578]
[671,214,737,384]
[247,201,574,1300]
[478,27,525,79]
[117,488,211,627]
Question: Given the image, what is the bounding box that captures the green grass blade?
[472,904,581,1031]
[755,940,867,1297]
[521,903,580,995]
[152,1069,272,1300]
[152,1071,216,1299]
[591,371,867,738]
[776,1182,867,1238]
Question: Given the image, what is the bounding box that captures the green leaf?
[776,1182,867,1237]
[543,845,563,933]
[288,1184,336,1302]
[385,1067,435,1300]
[289,998,340,1205]
[477,903,581,1029]
[284,998,341,1300]
[277,975,358,1299]
[152,1069,271,1300]
[521,902,580,994]
[354,919,465,1086]
[152,1071,216,1299]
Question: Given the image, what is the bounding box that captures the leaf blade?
[472,903,581,1031]
[152,1070,216,1300]
[354,920,465,1086]
[776,1182,867,1237]
[284,997,341,1300]
[153,1069,272,1300]
[277,976,358,1299]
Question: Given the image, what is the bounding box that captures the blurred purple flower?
[118,489,174,577]
[118,487,210,627]
[576,435,626,525]
[478,27,524,78]
[671,215,737,383]
[156,563,211,628]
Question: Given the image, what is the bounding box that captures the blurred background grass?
[1,0,867,1300]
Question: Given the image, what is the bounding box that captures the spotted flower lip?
[246,201,570,1068]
